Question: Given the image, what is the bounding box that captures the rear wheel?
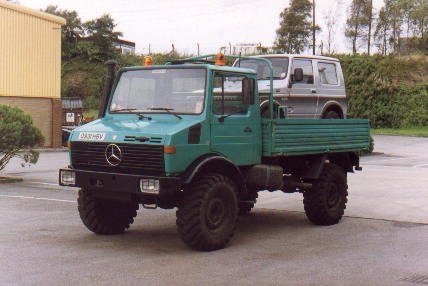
[322,110,341,119]
[176,174,238,251]
[303,163,348,225]
[77,189,139,234]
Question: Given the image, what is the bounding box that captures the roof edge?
[0,0,66,25]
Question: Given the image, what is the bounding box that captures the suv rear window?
[318,62,338,85]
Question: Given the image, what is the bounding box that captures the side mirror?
[293,68,304,82]
[242,78,255,105]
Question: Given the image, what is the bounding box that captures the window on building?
[318,62,339,85]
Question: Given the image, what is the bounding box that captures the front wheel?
[303,163,348,225]
[176,174,238,251]
[77,189,139,234]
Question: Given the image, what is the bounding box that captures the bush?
[0,105,44,172]
[338,54,428,128]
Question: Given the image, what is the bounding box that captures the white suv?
[234,54,347,119]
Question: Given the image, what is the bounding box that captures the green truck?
[59,54,370,251]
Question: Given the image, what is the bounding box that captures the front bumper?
[59,168,182,199]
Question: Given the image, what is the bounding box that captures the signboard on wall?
[66,112,75,123]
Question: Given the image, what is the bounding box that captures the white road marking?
[413,163,428,168]
[29,182,59,186]
[0,194,75,203]
[364,156,411,163]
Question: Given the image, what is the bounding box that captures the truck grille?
[71,142,165,175]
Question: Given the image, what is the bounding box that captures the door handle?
[311,89,317,94]
[244,127,252,133]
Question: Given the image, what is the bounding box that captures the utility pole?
[172,44,175,54]
[229,42,232,55]
[197,43,200,56]
[148,44,151,55]
[367,0,373,55]
[312,0,316,55]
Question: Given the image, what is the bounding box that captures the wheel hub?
[206,197,226,229]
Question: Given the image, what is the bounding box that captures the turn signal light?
[215,53,226,66]
[164,146,176,154]
[144,56,153,66]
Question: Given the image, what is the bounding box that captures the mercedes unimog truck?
[59,54,370,251]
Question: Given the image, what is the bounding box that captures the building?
[114,39,136,55]
[0,1,65,147]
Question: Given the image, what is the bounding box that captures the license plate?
[78,132,106,141]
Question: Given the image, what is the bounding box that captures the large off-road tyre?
[322,110,341,119]
[176,174,238,251]
[77,189,139,235]
[303,163,348,225]
[238,192,258,215]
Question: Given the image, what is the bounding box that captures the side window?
[292,59,314,84]
[212,74,250,115]
[318,62,338,85]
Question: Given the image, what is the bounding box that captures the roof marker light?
[144,56,153,66]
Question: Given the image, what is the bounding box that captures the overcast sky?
[19,0,385,54]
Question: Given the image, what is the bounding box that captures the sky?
[18,0,385,55]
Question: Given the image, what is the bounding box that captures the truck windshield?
[234,57,289,80]
[110,68,206,115]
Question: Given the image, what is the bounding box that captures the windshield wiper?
[112,108,152,120]
[112,108,138,112]
[148,107,182,119]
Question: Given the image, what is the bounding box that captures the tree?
[274,0,314,53]
[410,0,427,41]
[367,0,374,55]
[345,0,372,54]
[83,14,123,61]
[323,0,343,54]
[374,7,390,55]
[384,0,404,53]
[0,105,44,172]
[44,6,84,59]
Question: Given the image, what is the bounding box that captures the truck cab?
[60,54,369,251]
[234,54,347,119]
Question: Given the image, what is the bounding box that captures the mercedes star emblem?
[105,144,122,166]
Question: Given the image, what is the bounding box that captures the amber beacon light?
[144,56,153,66]
[215,53,226,66]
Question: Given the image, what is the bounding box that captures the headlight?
[60,170,76,186]
[139,179,160,195]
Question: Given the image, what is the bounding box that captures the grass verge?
[372,127,428,137]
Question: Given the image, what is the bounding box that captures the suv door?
[315,60,346,118]
[288,58,318,118]
[210,72,261,165]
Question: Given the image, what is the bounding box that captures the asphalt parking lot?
[1,135,428,285]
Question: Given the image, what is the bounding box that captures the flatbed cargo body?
[262,118,370,157]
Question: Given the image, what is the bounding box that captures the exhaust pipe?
[98,60,118,118]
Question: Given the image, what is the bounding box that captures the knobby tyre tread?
[78,189,139,235]
[303,163,348,225]
[176,174,238,251]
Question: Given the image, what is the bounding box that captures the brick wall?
[0,96,62,147]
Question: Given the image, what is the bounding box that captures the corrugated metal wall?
[0,2,63,99]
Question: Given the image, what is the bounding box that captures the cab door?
[288,58,318,118]
[210,72,261,165]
